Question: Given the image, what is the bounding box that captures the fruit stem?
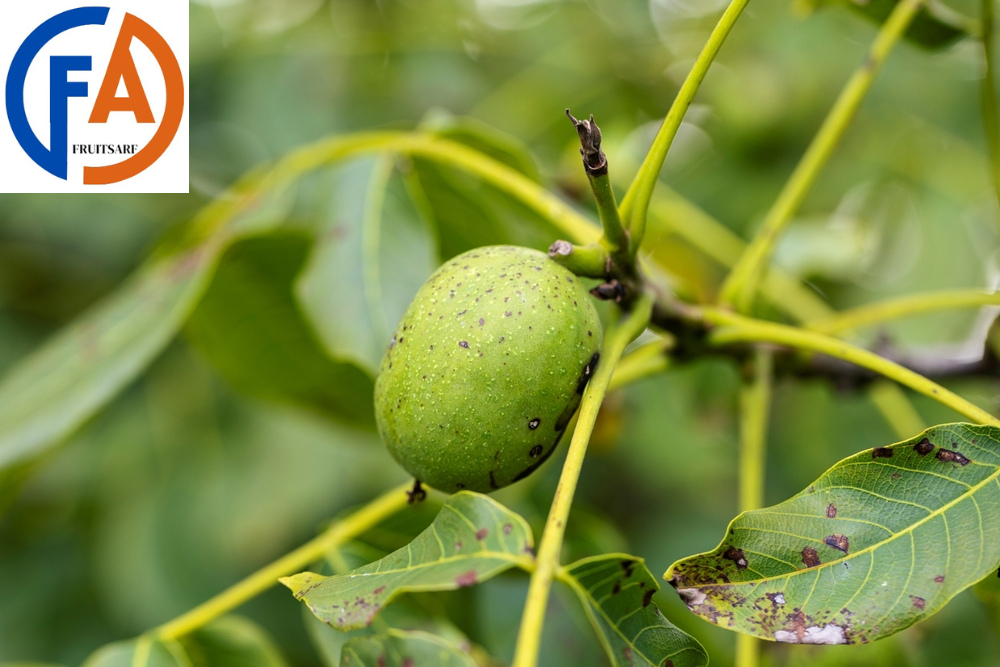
[547,240,609,278]
[512,293,653,667]
[149,483,412,640]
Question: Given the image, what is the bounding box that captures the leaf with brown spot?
[666,423,1000,644]
[560,554,707,667]
[339,629,476,667]
[282,492,533,631]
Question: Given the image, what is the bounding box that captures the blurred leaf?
[180,616,289,666]
[186,232,375,428]
[408,118,565,260]
[296,157,438,374]
[81,638,187,667]
[805,0,971,49]
[340,629,476,667]
[560,555,708,667]
[281,491,534,631]
[0,246,216,476]
[667,423,1000,644]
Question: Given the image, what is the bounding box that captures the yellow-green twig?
[719,0,925,312]
[151,483,411,640]
[735,348,773,667]
[512,295,654,667]
[183,131,601,252]
[703,308,1000,426]
[619,0,750,250]
[807,289,1000,335]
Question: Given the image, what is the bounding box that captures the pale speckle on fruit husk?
[374,245,603,493]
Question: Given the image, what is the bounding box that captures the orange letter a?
[88,18,155,123]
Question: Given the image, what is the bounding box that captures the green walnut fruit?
[375,245,603,493]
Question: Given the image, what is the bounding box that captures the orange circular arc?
[83,13,184,185]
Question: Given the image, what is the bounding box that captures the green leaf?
[81,638,188,667]
[666,423,1000,644]
[296,157,438,374]
[0,173,294,480]
[0,246,216,475]
[560,554,708,667]
[340,629,476,667]
[805,0,972,49]
[186,232,375,428]
[281,491,534,630]
[180,616,289,666]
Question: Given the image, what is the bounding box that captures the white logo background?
[0,1,188,193]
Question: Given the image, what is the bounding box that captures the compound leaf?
[281,491,534,631]
[560,554,708,667]
[666,423,1000,644]
[340,629,476,667]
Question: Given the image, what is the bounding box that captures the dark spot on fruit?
[488,470,499,490]
[621,560,635,577]
[529,445,543,457]
[476,528,488,540]
[457,310,466,316]
[723,546,748,571]
[498,336,505,342]
[825,534,849,553]
[479,318,485,326]
[576,352,601,394]
[455,482,465,489]
[910,595,925,610]
[936,448,970,465]
[455,570,478,588]
[504,523,513,534]
[529,418,540,430]
[826,503,837,518]
[801,547,821,568]
[373,586,385,595]
[455,541,463,551]
[389,336,396,349]
[914,438,934,455]
[934,575,945,583]
[872,447,893,459]
[459,340,469,348]
[505,311,512,317]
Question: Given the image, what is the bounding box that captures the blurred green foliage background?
[1,0,999,665]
